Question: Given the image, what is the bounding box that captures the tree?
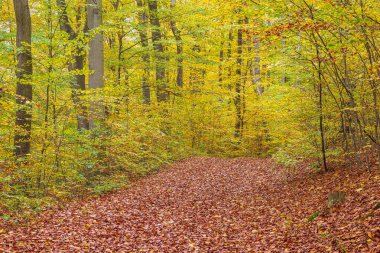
[234,18,243,139]
[3,0,380,218]
[136,0,151,104]
[57,0,89,130]
[148,0,168,103]
[13,0,33,159]
[170,0,183,88]
[87,0,105,128]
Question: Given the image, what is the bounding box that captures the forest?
[0,0,379,251]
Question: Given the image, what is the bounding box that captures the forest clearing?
[1,0,380,251]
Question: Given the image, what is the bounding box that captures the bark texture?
[13,0,33,158]
[87,0,105,128]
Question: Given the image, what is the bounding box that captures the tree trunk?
[234,19,243,139]
[314,36,328,172]
[170,0,183,88]
[136,0,151,104]
[57,0,89,130]
[218,39,224,87]
[227,30,233,90]
[245,18,262,95]
[148,0,168,103]
[87,0,105,128]
[13,0,33,158]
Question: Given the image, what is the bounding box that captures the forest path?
[1,158,379,252]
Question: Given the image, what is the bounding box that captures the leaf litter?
[0,158,379,252]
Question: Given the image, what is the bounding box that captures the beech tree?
[57,0,89,130]
[87,0,105,128]
[170,0,183,88]
[148,0,168,103]
[234,18,243,139]
[13,0,33,158]
[136,0,151,104]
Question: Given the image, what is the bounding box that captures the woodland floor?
[0,158,379,252]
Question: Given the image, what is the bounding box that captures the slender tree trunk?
[57,0,89,130]
[117,31,123,87]
[314,39,328,172]
[219,39,224,87]
[74,54,89,130]
[227,30,233,91]
[87,0,105,128]
[281,36,287,83]
[363,36,380,162]
[13,0,33,158]
[234,19,243,139]
[111,0,123,88]
[170,0,183,88]
[246,18,262,95]
[305,1,327,171]
[253,40,261,90]
[136,0,151,104]
[148,0,168,103]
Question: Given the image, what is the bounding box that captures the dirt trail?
[0,158,379,252]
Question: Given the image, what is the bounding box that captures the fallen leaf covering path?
[1,158,379,252]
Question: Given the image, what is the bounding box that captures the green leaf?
[307,211,320,222]
[0,215,10,221]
